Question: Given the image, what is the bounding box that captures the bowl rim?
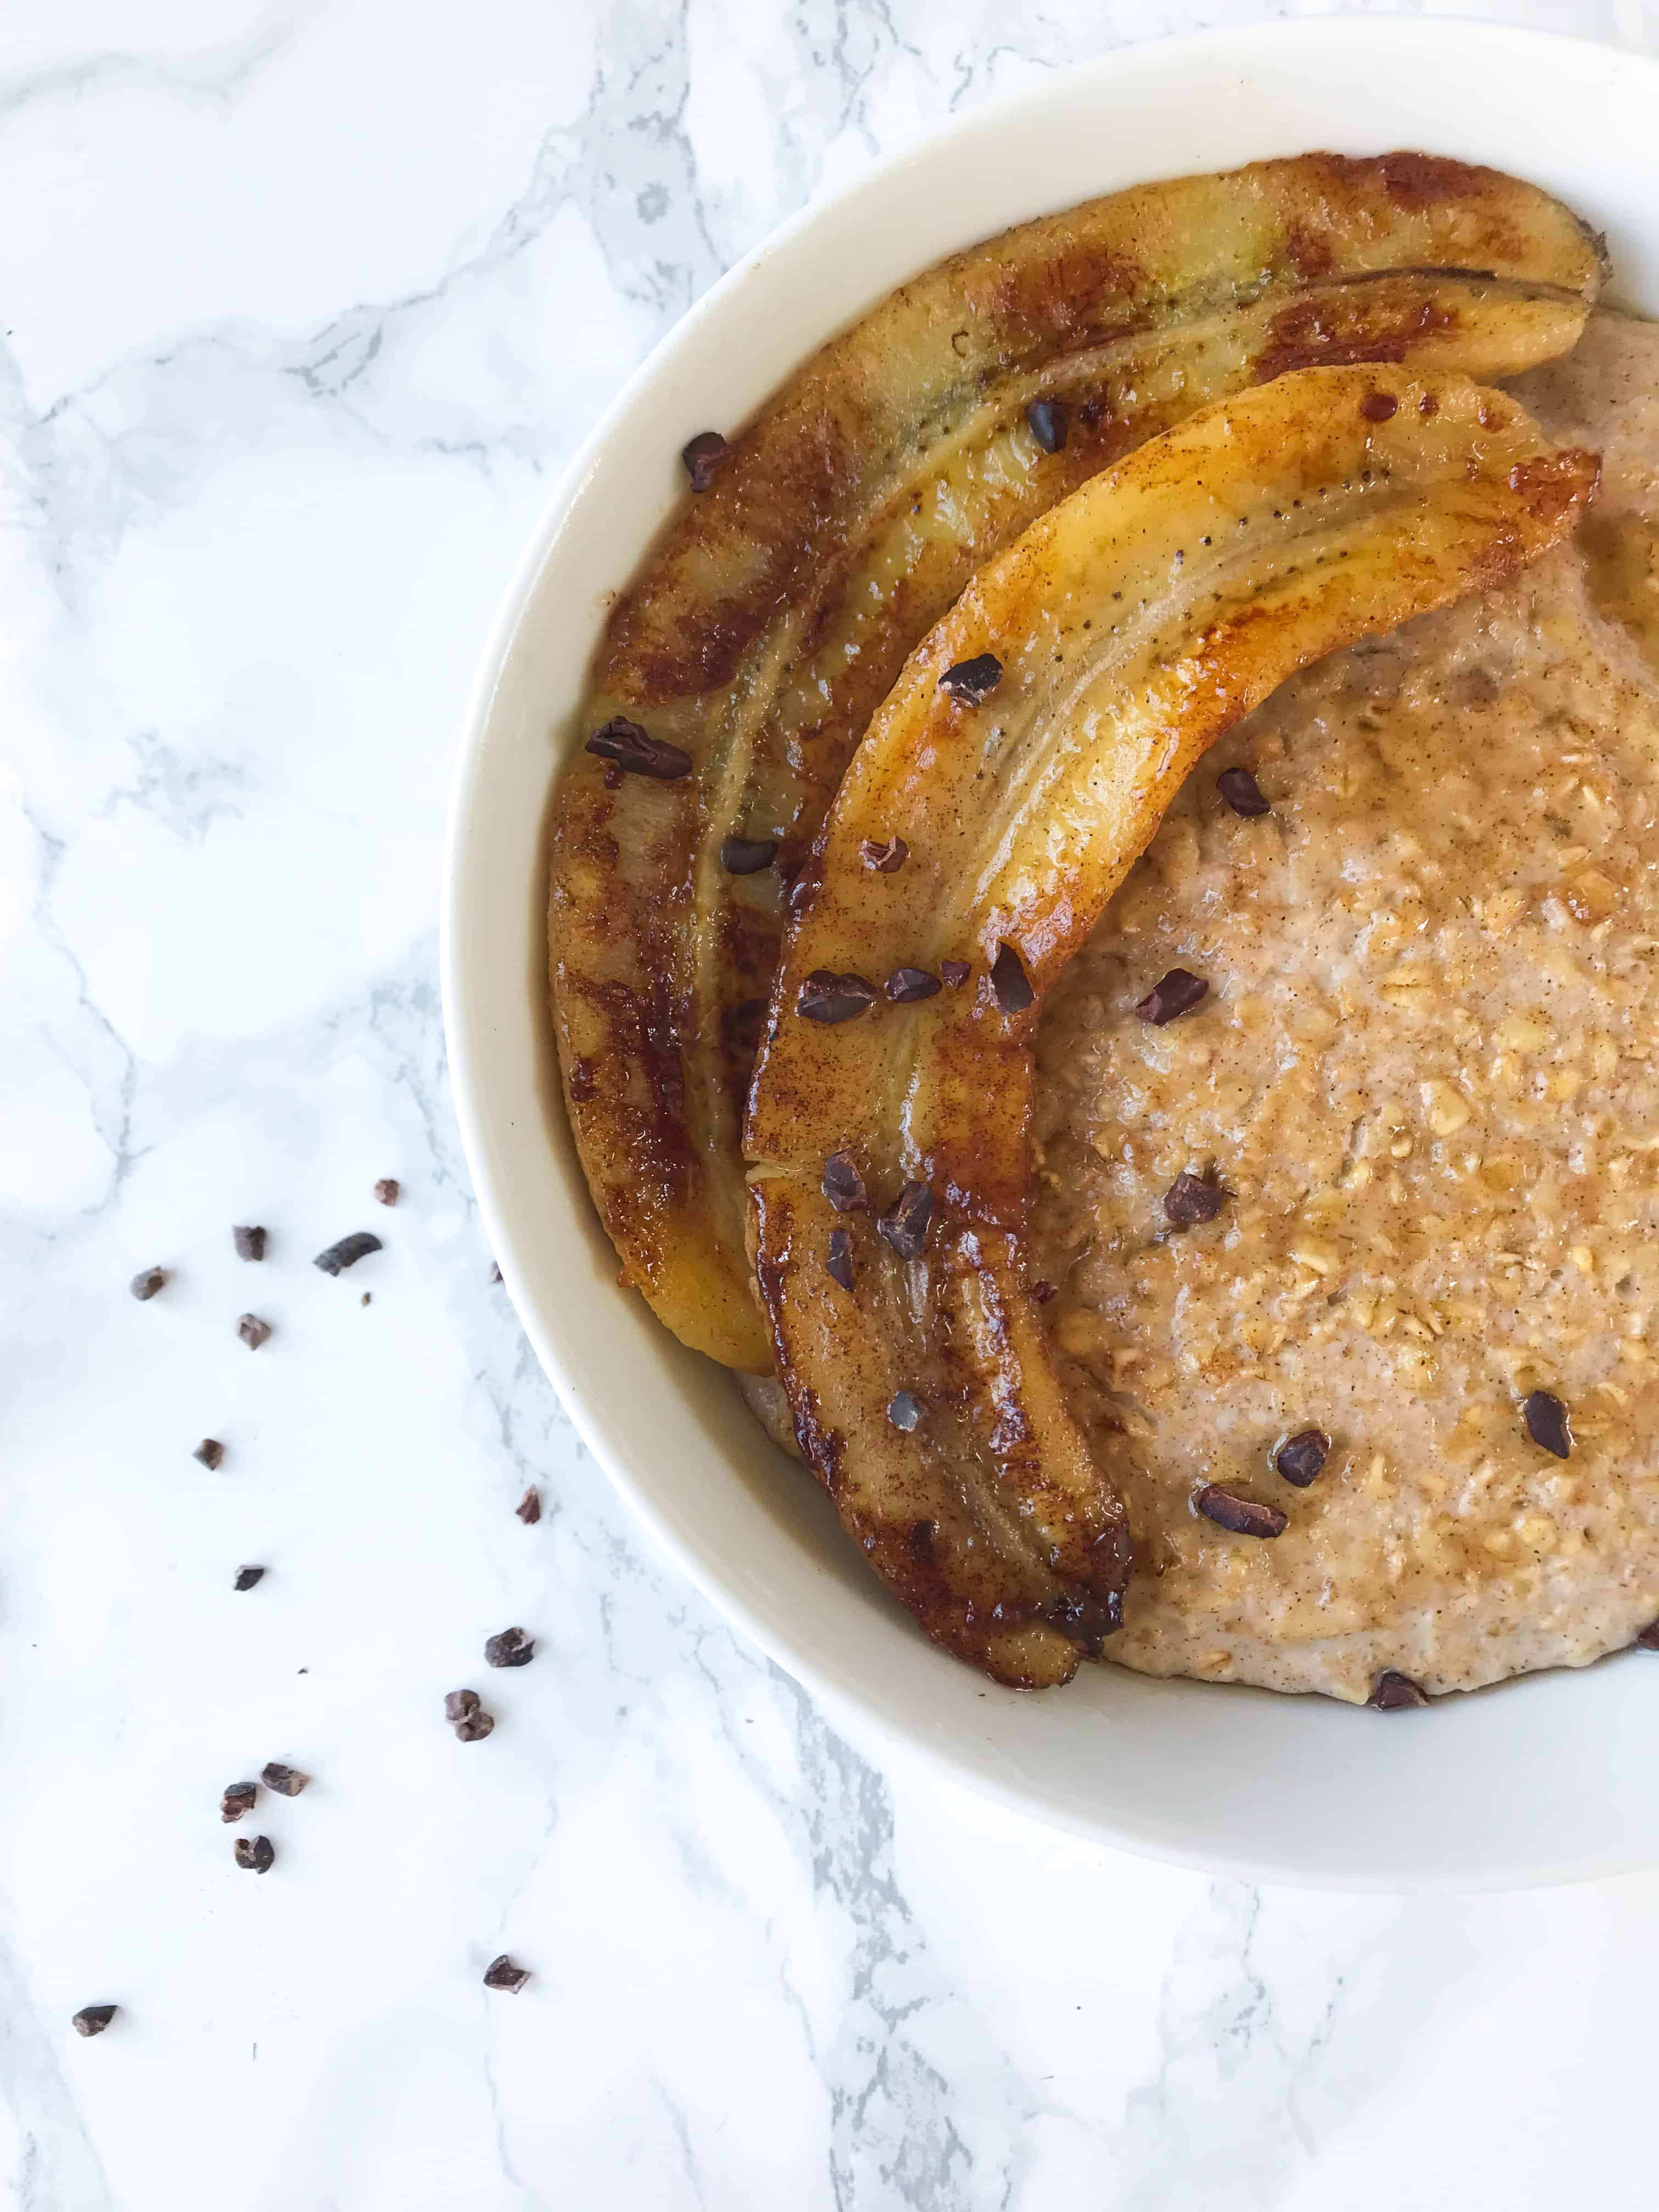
[443,14,1659,1892]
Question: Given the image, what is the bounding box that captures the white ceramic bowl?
[444,18,1659,1890]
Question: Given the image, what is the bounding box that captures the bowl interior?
[444,18,1659,1889]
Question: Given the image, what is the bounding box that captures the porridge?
[1030,313,1659,1698]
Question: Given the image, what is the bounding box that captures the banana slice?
[549,154,1602,1370]
[745,369,1598,1685]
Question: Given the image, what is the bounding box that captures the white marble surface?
[7,2,1659,2205]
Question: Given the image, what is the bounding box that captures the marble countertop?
[6,3,1659,2205]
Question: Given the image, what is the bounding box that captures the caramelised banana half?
[549,154,1603,1373]
[745,369,1598,1688]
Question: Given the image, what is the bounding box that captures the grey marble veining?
[4,3,1659,2206]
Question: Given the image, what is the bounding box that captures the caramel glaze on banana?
[549,154,1603,1372]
